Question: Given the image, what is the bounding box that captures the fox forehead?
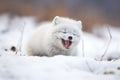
[56,24,80,32]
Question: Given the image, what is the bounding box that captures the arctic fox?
[25,16,82,56]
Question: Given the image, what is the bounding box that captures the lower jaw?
[63,46,71,50]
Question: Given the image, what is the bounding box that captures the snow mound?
[0,55,120,80]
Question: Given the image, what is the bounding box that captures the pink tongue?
[64,40,70,49]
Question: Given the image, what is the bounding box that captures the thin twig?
[100,26,112,60]
[82,33,93,72]
[19,22,25,52]
[82,39,85,57]
[16,22,25,54]
[85,60,93,72]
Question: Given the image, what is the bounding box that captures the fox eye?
[73,33,79,37]
[73,33,76,36]
[62,31,67,34]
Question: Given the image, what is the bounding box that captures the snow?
[0,55,120,80]
[0,14,120,80]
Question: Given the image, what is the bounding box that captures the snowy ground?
[0,14,120,80]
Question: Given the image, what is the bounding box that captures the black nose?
[68,36,72,40]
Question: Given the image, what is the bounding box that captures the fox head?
[51,16,82,50]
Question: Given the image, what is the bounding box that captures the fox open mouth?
[62,39,72,49]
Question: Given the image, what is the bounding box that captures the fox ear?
[77,21,82,29]
[53,16,60,25]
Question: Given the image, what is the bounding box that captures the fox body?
[25,16,82,56]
